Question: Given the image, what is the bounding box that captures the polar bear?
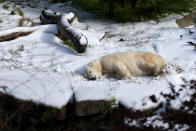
[84,51,166,80]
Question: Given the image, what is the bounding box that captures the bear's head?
[84,60,102,80]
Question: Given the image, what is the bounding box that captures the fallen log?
[40,10,88,53]
[0,31,32,42]
[0,25,58,42]
[40,10,61,24]
[0,10,105,53]
[0,27,35,42]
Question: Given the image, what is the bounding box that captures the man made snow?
[0,0,196,111]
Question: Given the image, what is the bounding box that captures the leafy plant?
[3,4,9,10]
[0,85,8,93]
[106,98,118,115]
[63,40,77,51]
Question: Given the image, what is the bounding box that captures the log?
[0,27,36,42]
[0,10,105,53]
[58,13,88,53]
[40,10,88,53]
[0,25,58,42]
[0,31,32,42]
[40,10,61,24]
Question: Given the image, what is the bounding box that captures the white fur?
[84,51,166,80]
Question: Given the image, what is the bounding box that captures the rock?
[0,92,67,122]
[73,86,117,116]
[119,38,125,42]
[75,100,109,116]
[176,11,196,28]
[19,17,35,27]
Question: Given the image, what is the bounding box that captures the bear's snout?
[89,76,96,80]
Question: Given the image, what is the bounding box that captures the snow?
[79,29,105,46]
[115,79,170,110]
[0,24,58,37]
[79,35,88,45]
[64,12,75,21]
[125,114,190,130]
[0,70,73,108]
[74,86,113,102]
[0,0,196,113]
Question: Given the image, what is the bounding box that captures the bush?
[72,0,196,22]
[72,0,101,11]
[0,0,6,3]
[3,4,9,10]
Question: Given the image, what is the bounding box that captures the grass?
[16,8,24,17]
[63,40,77,51]
[19,17,35,27]
[10,8,24,17]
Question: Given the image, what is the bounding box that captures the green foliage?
[51,0,71,3]
[194,17,196,24]
[0,19,3,24]
[72,0,196,22]
[0,85,8,93]
[72,0,101,12]
[3,4,9,10]
[106,98,118,115]
[63,40,77,51]
[0,0,6,3]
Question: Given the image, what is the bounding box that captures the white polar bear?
[84,51,166,80]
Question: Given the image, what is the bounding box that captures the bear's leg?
[138,59,163,75]
[154,66,162,76]
[113,62,131,79]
